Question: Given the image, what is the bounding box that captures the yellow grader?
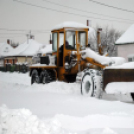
[29,22,108,97]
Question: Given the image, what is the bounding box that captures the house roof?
[39,44,52,54]
[115,24,134,45]
[0,43,13,57]
[2,39,45,57]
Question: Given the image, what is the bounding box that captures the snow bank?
[52,21,88,31]
[116,24,134,44]
[0,104,66,134]
[106,62,134,69]
[81,48,126,66]
[105,82,134,94]
[0,105,134,134]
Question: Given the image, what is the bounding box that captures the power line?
[89,0,134,14]
[0,28,50,32]
[0,33,26,34]
[43,0,134,22]
[13,0,132,24]
[0,35,25,38]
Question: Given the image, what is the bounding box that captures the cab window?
[66,31,76,50]
[52,32,58,52]
[78,31,86,47]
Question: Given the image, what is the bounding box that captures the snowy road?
[0,72,134,134]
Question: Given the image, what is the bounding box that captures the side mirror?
[87,44,90,48]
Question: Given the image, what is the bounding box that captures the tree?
[88,25,122,57]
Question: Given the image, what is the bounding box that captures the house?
[115,24,134,61]
[3,39,45,66]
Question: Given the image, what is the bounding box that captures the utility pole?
[26,30,31,44]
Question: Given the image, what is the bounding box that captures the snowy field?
[0,72,134,134]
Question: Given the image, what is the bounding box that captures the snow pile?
[39,44,52,54]
[52,21,88,31]
[1,105,134,134]
[81,48,126,66]
[0,105,67,134]
[116,24,134,44]
[106,62,134,69]
[105,82,134,94]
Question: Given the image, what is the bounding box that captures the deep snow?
[0,72,134,134]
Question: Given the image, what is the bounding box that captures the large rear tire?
[81,73,94,96]
[31,69,40,84]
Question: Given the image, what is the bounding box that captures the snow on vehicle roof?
[0,43,13,57]
[81,48,126,66]
[39,44,52,54]
[115,24,134,45]
[52,21,88,31]
[4,39,44,57]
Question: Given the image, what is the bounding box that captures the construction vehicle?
[29,21,109,97]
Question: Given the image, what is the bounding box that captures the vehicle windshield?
[52,32,58,52]
[66,31,76,50]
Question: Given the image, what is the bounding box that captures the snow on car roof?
[52,21,88,31]
[116,24,134,45]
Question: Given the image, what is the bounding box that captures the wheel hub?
[85,81,91,93]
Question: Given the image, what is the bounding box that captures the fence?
[0,64,29,73]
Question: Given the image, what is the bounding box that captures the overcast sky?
[0,0,134,44]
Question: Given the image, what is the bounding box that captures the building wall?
[4,57,17,66]
[117,44,134,61]
[4,56,32,66]
[17,57,32,64]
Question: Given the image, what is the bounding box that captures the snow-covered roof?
[0,43,5,49]
[3,39,45,57]
[116,24,134,45]
[52,21,88,31]
[0,43,13,57]
[39,44,52,54]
